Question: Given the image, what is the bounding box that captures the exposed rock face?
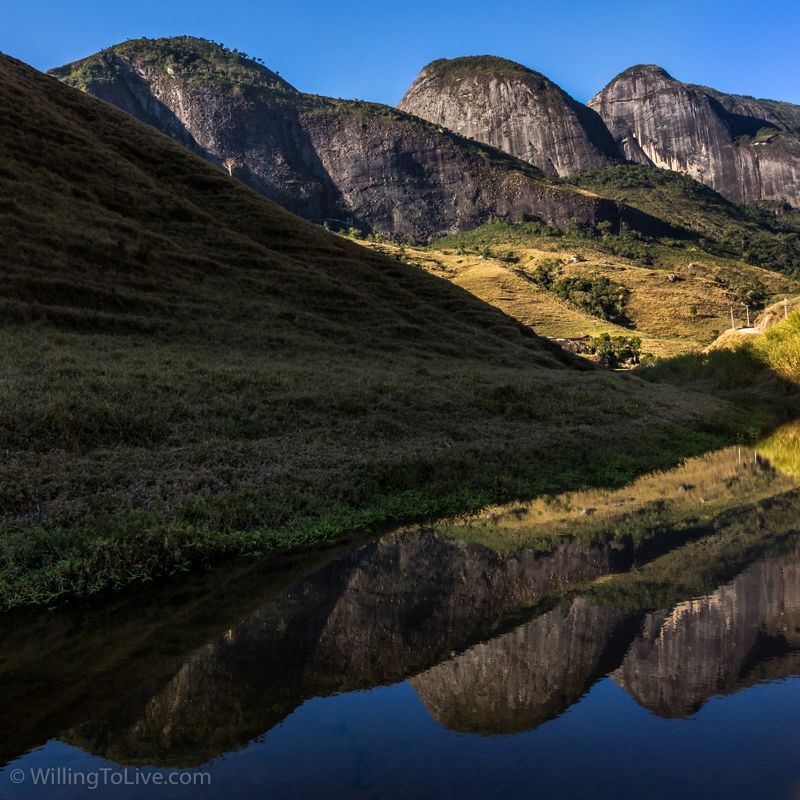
[398,56,622,177]
[590,65,800,207]
[50,39,628,242]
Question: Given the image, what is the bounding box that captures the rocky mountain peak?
[50,36,298,95]
[50,41,642,242]
[419,55,546,82]
[398,55,622,177]
[590,65,800,207]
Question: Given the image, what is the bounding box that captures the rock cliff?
[398,56,622,177]
[590,65,800,207]
[50,38,627,242]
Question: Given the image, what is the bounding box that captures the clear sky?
[2,0,799,106]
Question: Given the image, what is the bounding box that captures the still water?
[2,425,800,799]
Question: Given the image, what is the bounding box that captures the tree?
[223,156,237,177]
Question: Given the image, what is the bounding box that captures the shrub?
[552,276,630,324]
[589,333,644,368]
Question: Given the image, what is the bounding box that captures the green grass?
[50,36,297,94]
[0,326,755,608]
[421,56,538,80]
[642,311,800,400]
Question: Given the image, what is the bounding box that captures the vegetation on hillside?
[422,55,537,80]
[368,218,796,357]
[643,311,800,401]
[569,164,800,278]
[50,35,297,93]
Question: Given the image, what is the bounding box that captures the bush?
[729,279,768,308]
[553,276,630,324]
[589,333,644,368]
[528,259,561,289]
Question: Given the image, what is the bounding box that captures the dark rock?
[50,39,627,242]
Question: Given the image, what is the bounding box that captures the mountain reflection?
[3,430,800,769]
[616,559,800,717]
[411,597,637,734]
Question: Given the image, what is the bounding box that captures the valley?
[2,9,800,800]
[3,50,775,610]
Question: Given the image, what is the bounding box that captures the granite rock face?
[590,65,800,207]
[50,39,627,242]
[399,56,622,177]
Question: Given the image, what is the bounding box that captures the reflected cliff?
[2,425,800,770]
[615,559,800,717]
[62,530,646,766]
[411,597,637,734]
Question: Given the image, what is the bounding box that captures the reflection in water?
[616,560,800,717]
[411,597,637,734]
[2,425,800,795]
[62,531,642,766]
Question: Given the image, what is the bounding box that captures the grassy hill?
[0,53,760,609]
[359,220,796,357]
[347,166,800,358]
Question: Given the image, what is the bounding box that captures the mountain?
[398,55,622,177]
[49,37,634,242]
[1,51,739,608]
[590,65,800,208]
[4,50,570,358]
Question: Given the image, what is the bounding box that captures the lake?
[2,424,800,799]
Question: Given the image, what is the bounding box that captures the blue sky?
[2,0,799,105]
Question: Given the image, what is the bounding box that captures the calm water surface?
[2,425,800,799]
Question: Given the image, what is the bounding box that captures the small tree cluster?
[588,333,647,368]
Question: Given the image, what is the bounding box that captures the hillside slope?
[0,52,752,608]
[398,56,621,177]
[590,65,800,208]
[569,164,800,279]
[49,37,641,243]
[361,226,795,357]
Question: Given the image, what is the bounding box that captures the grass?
[642,311,800,399]
[359,223,796,357]
[420,56,538,80]
[50,36,296,94]
[0,328,754,608]
[0,53,768,610]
